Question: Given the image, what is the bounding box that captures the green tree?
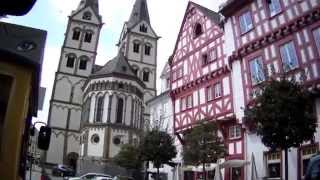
[183,122,226,180]
[244,78,317,180]
[113,144,142,171]
[140,129,177,180]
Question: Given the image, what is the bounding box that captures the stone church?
[45,0,158,173]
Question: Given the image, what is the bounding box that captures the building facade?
[148,63,183,180]
[170,1,320,180]
[46,0,158,174]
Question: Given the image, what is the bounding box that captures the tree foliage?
[183,122,226,166]
[113,144,142,170]
[244,78,317,150]
[140,129,177,169]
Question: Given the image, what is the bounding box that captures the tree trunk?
[284,148,288,180]
[157,168,160,180]
[203,162,206,180]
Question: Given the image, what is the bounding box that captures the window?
[133,42,140,53]
[194,23,203,37]
[66,55,75,68]
[95,96,104,122]
[91,134,100,144]
[79,57,88,70]
[207,86,213,101]
[214,83,222,98]
[116,98,124,123]
[143,71,150,82]
[231,167,242,180]
[265,151,281,178]
[209,49,217,62]
[82,98,91,123]
[249,57,265,85]
[82,11,92,20]
[229,125,241,139]
[140,24,148,33]
[72,28,81,40]
[173,67,183,81]
[301,145,319,178]
[239,11,253,34]
[202,53,208,66]
[133,68,138,76]
[313,27,320,54]
[268,0,282,17]
[84,31,93,43]
[181,95,193,111]
[0,74,13,151]
[145,44,151,55]
[280,41,299,72]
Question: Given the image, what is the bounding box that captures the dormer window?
[83,11,92,20]
[84,31,93,43]
[194,23,203,38]
[140,24,148,33]
[72,28,81,40]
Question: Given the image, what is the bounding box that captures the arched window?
[82,11,92,20]
[66,54,76,68]
[84,31,93,43]
[194,23,203,37]
[143,69,150,82]
[139,24,148,33]
[72,28,81,40]
[95,96,104,123]
[79,56,88,70]
[144,43,152,55]
[133,40,140,53]
[132,66,139,76]
[116,98,124,124]
[81,97,91,123]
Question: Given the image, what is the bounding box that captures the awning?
[221,159,250,168]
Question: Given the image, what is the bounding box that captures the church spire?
[77,0,99,14]
[128,0,150,27]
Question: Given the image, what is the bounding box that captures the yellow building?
[0,22,46,180]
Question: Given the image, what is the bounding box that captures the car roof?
[82,173,112,177]
[310,154,320,163]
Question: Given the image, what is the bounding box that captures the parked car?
[68,173,112,180]
[52,164,75,177]
[112,176,134,180]
[305,154,320,180]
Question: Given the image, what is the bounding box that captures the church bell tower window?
[66,55,75,68]
[83,11,92,20]
[84,31,93,43]
[72,28,81,40]
[79,57,88,70]
[133,42,140,53]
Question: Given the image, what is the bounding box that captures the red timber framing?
[225,0,320,105]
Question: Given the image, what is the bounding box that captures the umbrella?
[251,153,258,180]
[214,164,223,180]
[221,159,250,168]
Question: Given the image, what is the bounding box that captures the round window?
[91,134,100,144]
[113,137,121,145]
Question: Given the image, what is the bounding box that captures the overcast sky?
[3,0,226,125]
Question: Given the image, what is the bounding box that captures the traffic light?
[37,126,51,150]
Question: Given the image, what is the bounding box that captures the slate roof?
[127,0,150,28]
[191,1,221,25]
[78,0,99,14]
[92,52,140,80]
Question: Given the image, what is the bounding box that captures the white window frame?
[229,125,241,139]
[249,57,265,85]
[207,86,213,102]
[268,0,282,17]
[313,27,320,55]
[239,11,253,34]
[265,151,281,179]
[280,41,299,72]
[214,83,222,98]
[209,48,217,62]
[300,145,319,178]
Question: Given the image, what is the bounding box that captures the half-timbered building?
[171,0,320,180]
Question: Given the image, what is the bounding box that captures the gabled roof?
[191,2,221,25]
[171,1,222,60]
[127,0,150,28]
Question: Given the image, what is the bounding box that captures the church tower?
[45,0,103,167]
[118,0,159,124]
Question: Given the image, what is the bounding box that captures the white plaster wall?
[87,128,105,157]
[125,96,133,126]
[223,19,235,57]
[231,61,245,122]
[109,129,130,158]
[49,105,68,128]
[46,131,65,164]
[67,133,80,155]
[102,95,109,123]
[89,95,96,123]
[69,109,82,130]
